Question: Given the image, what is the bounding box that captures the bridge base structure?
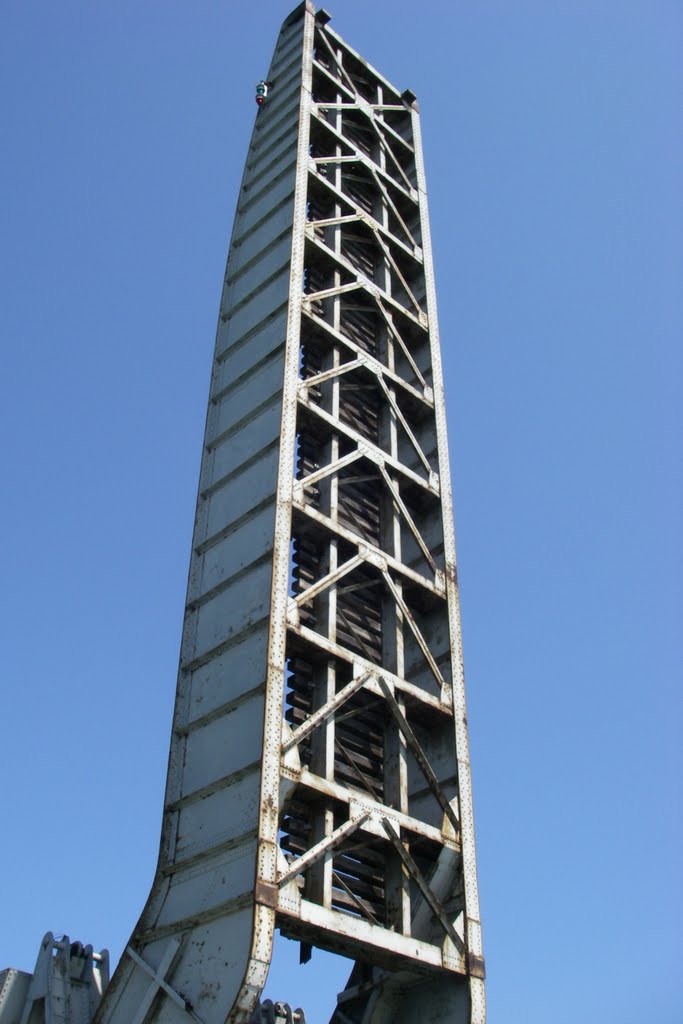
[0,933,109,1024]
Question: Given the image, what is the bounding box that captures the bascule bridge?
[0,5,485,1022]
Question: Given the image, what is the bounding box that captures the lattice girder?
[93,6,484,1024]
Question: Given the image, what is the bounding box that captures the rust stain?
[446,562,459,585]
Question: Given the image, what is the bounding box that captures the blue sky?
[1,1,681,1021]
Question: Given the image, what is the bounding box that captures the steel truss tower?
[95,5,485,1023]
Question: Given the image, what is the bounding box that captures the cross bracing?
[91,5,485,1024]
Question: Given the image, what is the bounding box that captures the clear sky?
[1,1,681,1021]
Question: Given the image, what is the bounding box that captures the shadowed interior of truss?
[269,13,483,1021]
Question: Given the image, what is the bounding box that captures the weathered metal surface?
[250,1003,306,1024]
[0,970,31,1024]
[93,4,485,1022]
[0,933,109,1024]
[92,7,311,1024]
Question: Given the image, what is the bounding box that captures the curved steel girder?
[92,5,316,1023]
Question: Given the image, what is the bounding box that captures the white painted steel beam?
[92,5,485,1023]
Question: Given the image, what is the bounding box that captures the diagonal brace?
[381,818,465,953]
[126,941,205,1024]
[381,570,447,692]
[315,29,359,98]
[298,448,363,492]
[296,553,364,607]
[332,869,380,926]
[306,280,363,303]
[367,164,418,248]
[377,675,460,837]
[370,224,424,318]
[374,295,426,388]
[308,211,361,226]
[278,811,371,888]
[282,670,373,753]
[377,375,433,476]
[378,464,437,574]
[377,123,416,188]
[301,357,363,390]
[349,99,415,193]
